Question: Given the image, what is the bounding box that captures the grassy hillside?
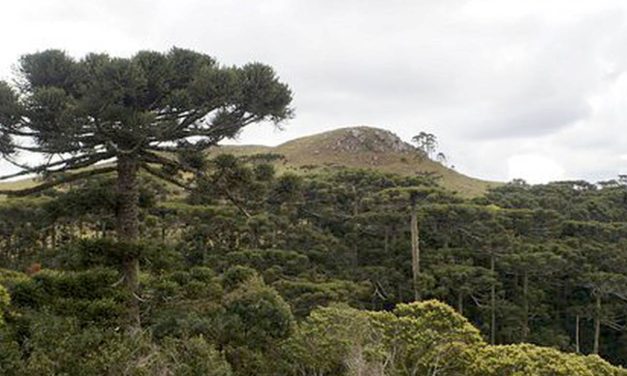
[212,126,498,196]
[1,126,499,197]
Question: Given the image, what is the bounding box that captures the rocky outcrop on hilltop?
[327,127,416,154]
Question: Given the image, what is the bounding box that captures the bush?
[0,285,9,325]
[225,249,310,276]
[55,238,183,272]
[272,278,370,316]
[7,268,126,326]
[0,328,23,376]
[281,304,380,375]
[222,265,258,291]
[3,313,232,376]
[370,300,484,375]
[284,300,484,376]
[466,344,627,376]
[222,277,294,349]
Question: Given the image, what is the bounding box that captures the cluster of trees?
[412,131,447,165]
[0,48,625,374]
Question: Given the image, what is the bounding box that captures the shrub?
[0,285,9,325]
[222,277,294,349]
[466,344,627,376]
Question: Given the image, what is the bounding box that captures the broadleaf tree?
[0,48,293,329]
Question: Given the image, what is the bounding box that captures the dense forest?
[0,48,626,375]
[1,160,627,374]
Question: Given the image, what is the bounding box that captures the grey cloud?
[2,0,627,182]
[467,95,591,139]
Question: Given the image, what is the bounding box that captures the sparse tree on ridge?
[0,48,293,329]
[436,152,447,165]
[412,131,437,159]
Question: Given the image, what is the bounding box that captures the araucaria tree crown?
[0,47,293,189]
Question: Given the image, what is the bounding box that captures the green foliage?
[466,344,627,376]
[273,278,370,317]
[372,300,484,375]
[1,48,292,159]
[284,301,627,376]
[66,239,184,271]
[6,314,232,375]
[0,285,8,325]
[159,336,233,376]
[224,249,309,277]
[282,304,381,375]
[392,299,483,340]
[283,300,483,375]
[145,267,224,340]
[0,329,23,376]
[0,269,29,287]
[221,265,258,291]
[222,277,294,348]
[2,148,627,372]
[9,268,125,326]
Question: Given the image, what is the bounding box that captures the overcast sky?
[2,0,627,184]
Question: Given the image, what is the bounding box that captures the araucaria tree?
[0,48,293,329]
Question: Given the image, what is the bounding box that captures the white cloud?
[507,154,566,184]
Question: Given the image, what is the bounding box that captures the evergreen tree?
[0,48,292,329]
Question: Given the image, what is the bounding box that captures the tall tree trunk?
[522,271,529,342]
[116,155,141,330]
[410,209,420,301]
[593,295,601,354]
[351,185,359,216]
[384,226,389,254]
[457,291,464,314]
[575,314,580,354]
[490,254,496,345]
[51,225,57,250]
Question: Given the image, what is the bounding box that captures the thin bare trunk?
[457,291,463,314]
[51,225,57,250]
[593,295,601,354]
[410,209,420,301]
[490,255,496,345]
[522,271,529,342]
[384,226,389,254]
[352,185,359,216]
[575,314,580,353]
[117,155,141,330]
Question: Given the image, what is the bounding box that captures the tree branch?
[140,163,191,191]
[0,152,113,181]
[0,166,116,197]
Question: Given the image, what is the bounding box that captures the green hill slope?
[0,126,499,197]
[212,126,498,196]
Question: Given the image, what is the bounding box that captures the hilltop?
[210,126,498,196]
